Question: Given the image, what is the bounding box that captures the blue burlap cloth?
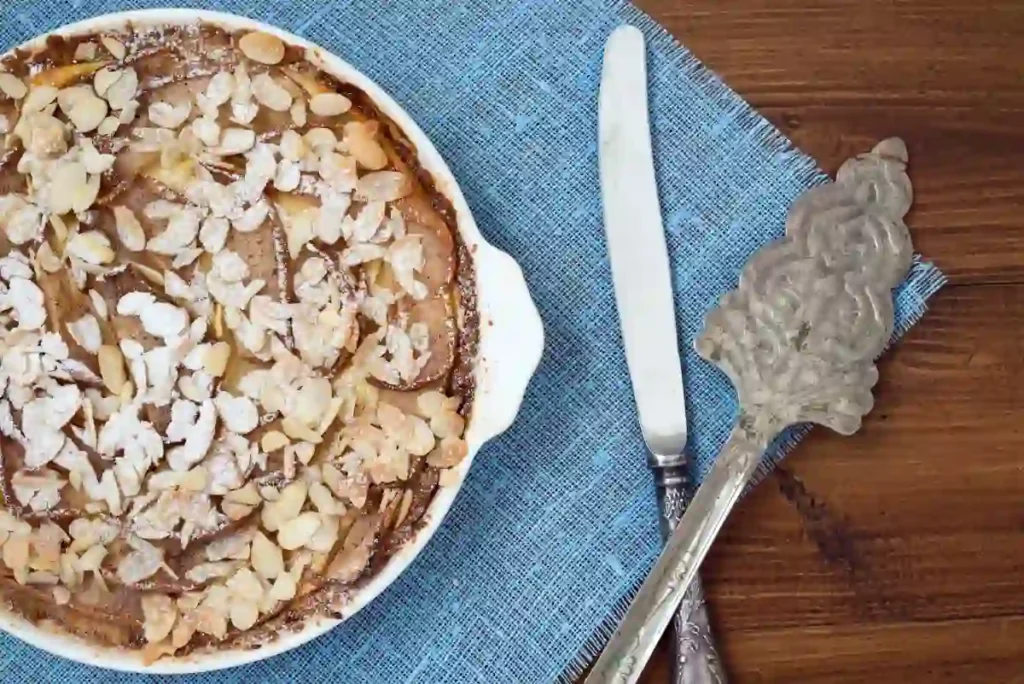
[0,0,945,681]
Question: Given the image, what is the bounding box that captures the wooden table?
[623,1,1024,681]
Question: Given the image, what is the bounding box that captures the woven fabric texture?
[0,1,945,682]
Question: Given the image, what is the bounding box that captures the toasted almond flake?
[0,73,27,100]
[67,313,102,354]
[215,393,259,434]
[203,342,231,377]
[238,32,286,65]
[290,100,307,127]
[192,116,221,146]
[96,116,119,136]
[344,121,388,170]
[149,100,192,129]
[309,92,351,117]
[277,512,321,551]
[225,482,261,506]
[281,416,323,444]
[101,35,127,61]
[250,531,284,580]
[268,571,297,601]
[355,170,411,202]
[306,513,339,552]
[260,430,289,453]
[303,127,337,152]
[23,85,58,112]
[180,467,208,492]
[216,127,256,155]
[222,501,253,521]
[275,480,308,523]
[98,345,127,394]
[67,93,108,132]
[66,231,114,265]
[431,409,466,439]
[308,482,338,515]
[230,599,259,631]
[113,205,146,251]
[104,68,138,111]
[88,289,109,320]
[294,442,315,465]
[142,640,177,666]
[251,73,292,112]
[93,67,121,96]
[427,436,469,468]
[76,543,107,572]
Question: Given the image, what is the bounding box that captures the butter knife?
[598,25,727,684]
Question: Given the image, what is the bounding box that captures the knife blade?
[598,25,727,684]
[598,25,687,461]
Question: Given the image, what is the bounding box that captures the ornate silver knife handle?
[587,138,915,684]
[654,466,726,684]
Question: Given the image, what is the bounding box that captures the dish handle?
[470,244,545,442]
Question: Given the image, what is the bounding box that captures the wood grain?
[613,0,1024,681]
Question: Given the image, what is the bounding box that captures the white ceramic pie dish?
[0,8,543,673]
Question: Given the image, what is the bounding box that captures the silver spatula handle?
[589,425,769,684]
[655,469,727,684]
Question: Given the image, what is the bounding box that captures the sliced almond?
[229,599,260,631]
[250,531,284,580]
[281,416,323,444]
[344,121,388,170]
[0,73,27,100]
[274,480,308,523]
[251,73,292,112]
[66,231,114,265]
[225,482,261,506]
[141,593,177,644]
[67,93,108,132]
[289,99,307,127]
[216,127,256,156]
[98,345,127,394]
[427,436,469,468]
[93,67,122,97]
[222,502,254,521]
[97,116,120,136]
[113,205,146,251]
[260,430,289,453]
[180,467,208,492]
[100,35,127,61]
[277,512,321,551]
[202,342,231,378]
[308,482,338,515]
[22,85,59,113]
[238,32,286,65]
[268,571,297,602]
[309,92,351,117]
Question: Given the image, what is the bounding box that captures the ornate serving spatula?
[586,136,915,683]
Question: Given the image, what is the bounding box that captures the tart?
[0,21,476,661]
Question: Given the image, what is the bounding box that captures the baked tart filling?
[0,22,476,661]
